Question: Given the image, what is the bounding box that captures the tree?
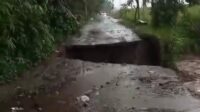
[127,0,140,21]
[101,0,114,13]
[135,0,140,20]
[66,0,104,18]
[142,0,150,17]
[186,0,200,6]
[142,0,150,8]
[151,0,184,27]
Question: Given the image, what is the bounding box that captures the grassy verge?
[118,5,200,68]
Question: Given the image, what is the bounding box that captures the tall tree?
[135,0,140,20]
[127,0,140,21]
[186,0,200,6]
[142,0,150,7]
[83,0,88,17]
[101,0,114,13]
[151,0,183,27]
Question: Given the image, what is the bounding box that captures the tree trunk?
[134,0,140,21]
[83,0,88,18]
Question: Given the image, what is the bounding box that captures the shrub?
[151,0,184,27]
[0,0,78,83]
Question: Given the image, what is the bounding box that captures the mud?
[177,55,200,99]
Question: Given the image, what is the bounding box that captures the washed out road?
[0,15,200,112]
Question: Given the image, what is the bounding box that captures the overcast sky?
[113,0,188,9]
[114,0,144,9]
[114,0,127,9]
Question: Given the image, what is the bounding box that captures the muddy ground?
[0,15,200,112]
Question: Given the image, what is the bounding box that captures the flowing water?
[0,15,200,112]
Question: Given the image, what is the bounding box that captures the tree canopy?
[186,0,200,6]
[151,0,184,27]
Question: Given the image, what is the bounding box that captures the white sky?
[114,0,144,9]
[113,0,188,9]
[114,0,127,8]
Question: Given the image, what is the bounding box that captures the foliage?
[0,0,104,83]
[66,0,105,18]
[101,0,114,13]
[186,0,200,6]
[119,8,151,23]
[178,5,200,52]
[126,0,140,21]
[151,0,184,27]
[119,4,200,67]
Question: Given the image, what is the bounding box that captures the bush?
[119,3,200,68]
[118,8,151,24]
[151,0,184,27]
[181,6,200,37]
[0,0,78,83]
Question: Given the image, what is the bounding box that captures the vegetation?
[118,0,200,67]
[0,0,105,83]
[186,0,200,6]
[151,0,184,27]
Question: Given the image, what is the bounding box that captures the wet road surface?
[0,16,200,112]
[69,15,140,45]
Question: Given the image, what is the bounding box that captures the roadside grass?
[119,7,151,23]
[118,5,200,67]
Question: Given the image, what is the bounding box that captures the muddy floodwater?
[0,16,200,112]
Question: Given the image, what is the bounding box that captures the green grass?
[119,8,151,23]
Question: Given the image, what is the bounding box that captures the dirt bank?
[66,35,161,66]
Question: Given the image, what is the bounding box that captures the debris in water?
[131,107,136,110]
[11,107,24,112]
[116,83,119,86]
[77,95,90,103]
[136,87,140,90]
[148,70,155,74]
[106,81,110,85]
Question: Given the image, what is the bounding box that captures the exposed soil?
[177,55,200,99]
[66,34,161,66]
